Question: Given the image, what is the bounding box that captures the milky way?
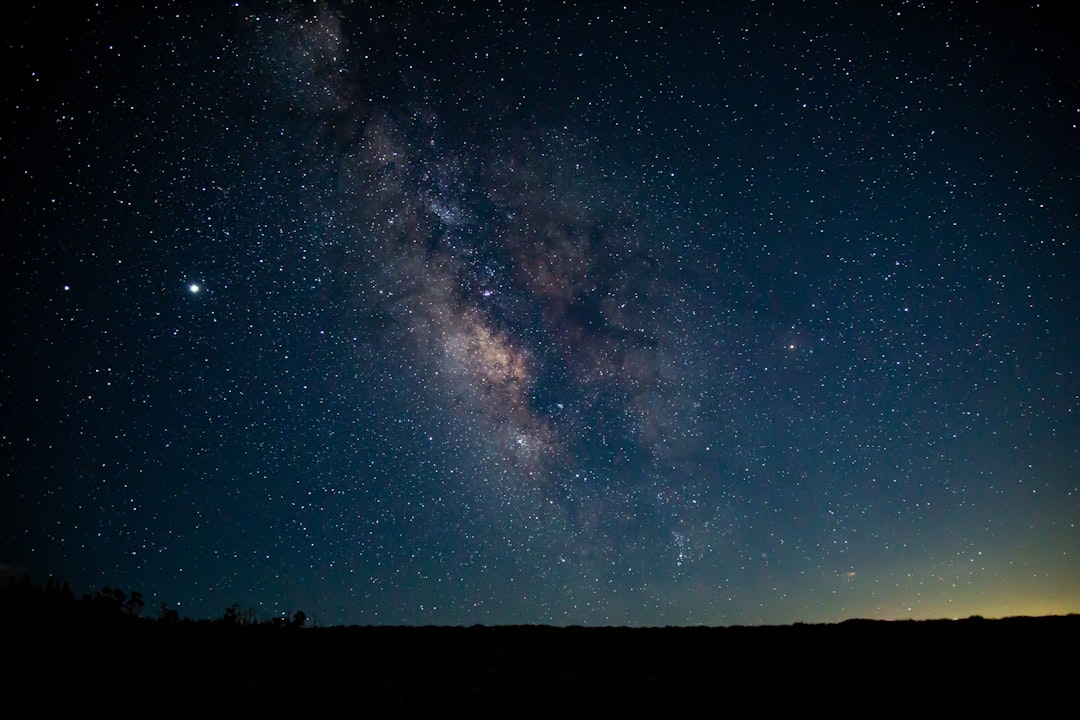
[260,8,711,566]
[2,2,1077,625]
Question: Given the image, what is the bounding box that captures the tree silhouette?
[125,591,145,617]
[93,587,126,615]
[158,602,180,624]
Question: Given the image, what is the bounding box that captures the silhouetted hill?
[3,577,1073,712]
[6,614,1076,712]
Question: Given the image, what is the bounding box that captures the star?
[188,283,201,294]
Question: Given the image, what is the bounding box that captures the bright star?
[189,283,201,294]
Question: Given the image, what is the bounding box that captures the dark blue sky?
[2,1,1077,625]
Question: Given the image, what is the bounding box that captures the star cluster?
[1,2,1077,625]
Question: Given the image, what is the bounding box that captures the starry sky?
[2,1,1077,626]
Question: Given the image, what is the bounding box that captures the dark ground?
[8,615,1075,712]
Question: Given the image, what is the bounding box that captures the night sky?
[3,2,1077,626]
